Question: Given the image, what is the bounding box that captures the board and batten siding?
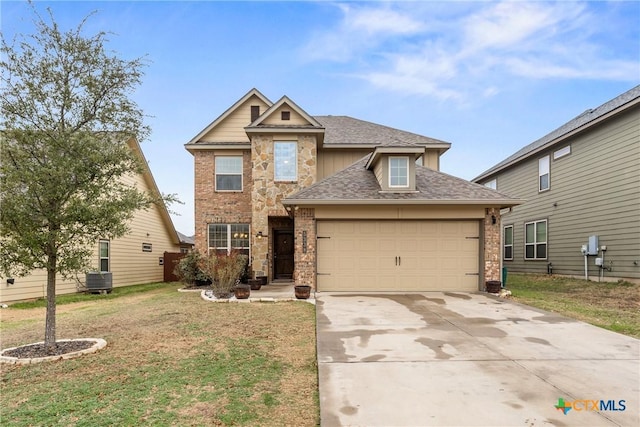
[200,96,270,143]
[0,172,180,303]
[493,106,639,281]
[317,149,373,180]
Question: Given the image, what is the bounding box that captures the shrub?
[173,250,208,286]
[202,251,249,298]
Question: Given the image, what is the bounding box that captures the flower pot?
[294,285,312,300]
[248,279,262,291]
[485,280,502,293]
[256,276,268,286]
[234,284,250,299]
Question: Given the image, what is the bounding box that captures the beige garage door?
[316,220,480,292]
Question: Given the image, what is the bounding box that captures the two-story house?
[186,89,521,292]
[473,85,640,282]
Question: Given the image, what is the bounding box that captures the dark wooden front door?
[274,230,294,280]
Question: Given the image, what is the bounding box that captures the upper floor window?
[215,156,242,191]
[99,240,110,272]
[503,225,513,260]
[525,220,547,260]
[389,156,409,187]
[539,155,550,192]
[484,179,497,190]
[281,111,291,120]
[275,142,297,181]
[553,145,571,160]
[208,223,250,257]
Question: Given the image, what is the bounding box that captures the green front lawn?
[0,284,319,426]
[507,273,640,338]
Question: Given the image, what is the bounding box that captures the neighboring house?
[177,232,195,253]
[473,85,640,282]
[186,88,521,292]
[0,137,182,303]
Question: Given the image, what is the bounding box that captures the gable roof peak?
[186,88,272,145]
[247,94,323,128]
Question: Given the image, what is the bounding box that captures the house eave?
[473,95,640,182]
[185,142,251,153]
[244,126,325,135]
[282,198,524,207]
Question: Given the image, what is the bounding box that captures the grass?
[8,282,169,309]
[0,283,319,426]
[507,273,640,338]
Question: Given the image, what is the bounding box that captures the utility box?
[86,272,113,292]
[587,235,599,256]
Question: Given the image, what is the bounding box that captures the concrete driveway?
[316,292,639,427]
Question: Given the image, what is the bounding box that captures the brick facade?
[193,150,252,254]
[483,207,502,283]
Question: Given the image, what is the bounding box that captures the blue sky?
[2,1,639,235]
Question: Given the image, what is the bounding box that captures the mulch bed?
[3,340,95,359]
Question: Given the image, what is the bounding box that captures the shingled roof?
[473,85,640,182]
[284,155,521,206]
[315,115,450,148]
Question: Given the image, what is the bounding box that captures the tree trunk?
[44,256,57,353]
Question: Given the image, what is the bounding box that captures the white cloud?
[343,4,425,35]
[302,1,640,103]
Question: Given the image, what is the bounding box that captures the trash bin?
[485,280,501,293]
[502,267,507,286]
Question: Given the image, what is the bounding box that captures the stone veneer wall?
[193,150,252,254]
[293,208,316,288]
[484,207,501,283]
[250,135,317,277]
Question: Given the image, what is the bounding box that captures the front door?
[273,230,294,280]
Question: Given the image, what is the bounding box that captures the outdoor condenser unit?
[86,272,113,291]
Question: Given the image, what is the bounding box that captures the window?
[274,142,297,181]
[503,225,513,260]
[484,179,497,190]
[215,156,242,191]
[553,145,571,160]
[389,157,409,187]
[525,220,547,260]
[539,155,550,192]
[250,105,260,122]
[281,111,290,120]
[99,240,110,272]
[208,224,250,256]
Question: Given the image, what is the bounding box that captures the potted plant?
[294,284,312,300]
[234,284,250,299]
[248,278,262,290]
[485,280,502,293]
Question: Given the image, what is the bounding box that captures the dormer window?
[389,157,409,188]
[281,111,291,121]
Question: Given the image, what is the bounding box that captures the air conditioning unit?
[86,272,113,292]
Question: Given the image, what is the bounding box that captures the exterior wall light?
[256,231,266,240]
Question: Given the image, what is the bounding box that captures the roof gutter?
[282,198,524,207]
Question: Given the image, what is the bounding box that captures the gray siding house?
[473,85,640,282]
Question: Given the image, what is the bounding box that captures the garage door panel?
[317,220,480,292]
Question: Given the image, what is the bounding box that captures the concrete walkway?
[316,292,639,427]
